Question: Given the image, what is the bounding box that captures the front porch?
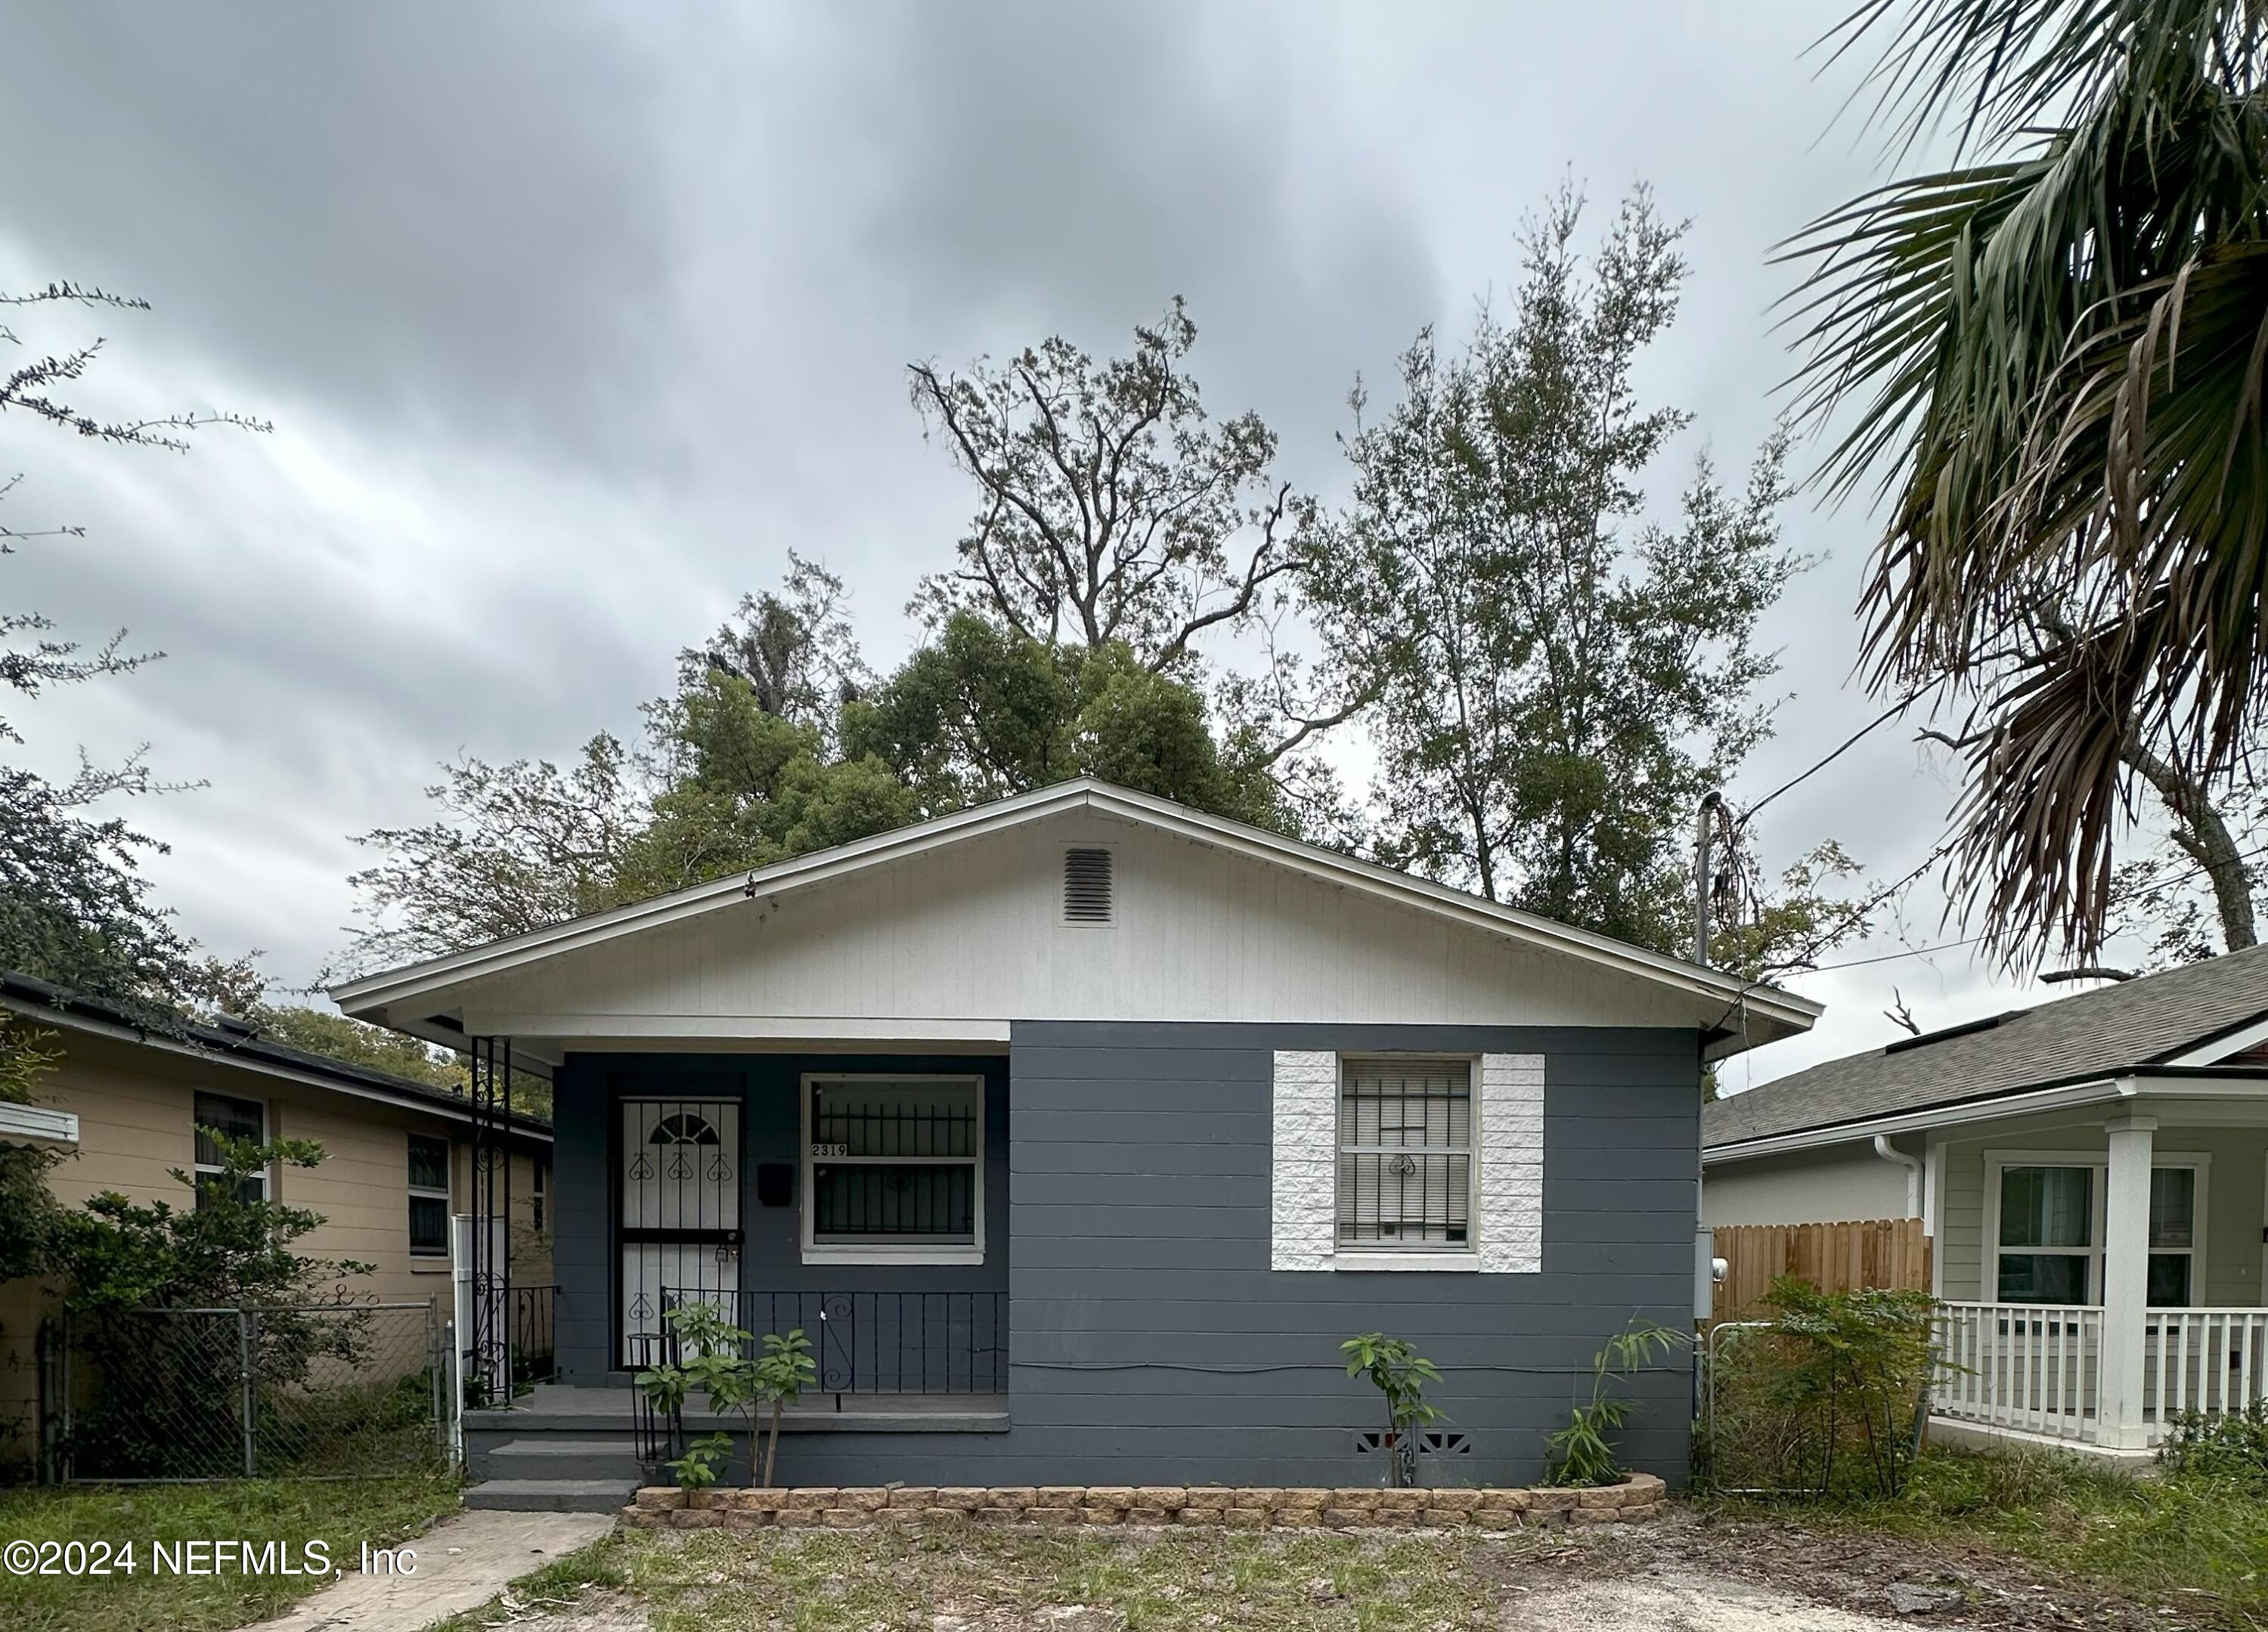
[1924,1098,2268,1457]
[1933,1302,2268,1454]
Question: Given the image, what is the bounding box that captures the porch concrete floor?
[469,1382,1009,1434]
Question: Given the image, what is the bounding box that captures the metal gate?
[619,1097,742,1366]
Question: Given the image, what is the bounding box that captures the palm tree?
[1785,0,2268,965]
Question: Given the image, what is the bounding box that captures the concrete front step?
[475,1435,648,1487]
[465,1478,640,1513]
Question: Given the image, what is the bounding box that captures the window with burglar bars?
[1337,1058,1472,1250]
[805,1076,982,1259]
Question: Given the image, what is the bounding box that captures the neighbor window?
[1994,1158,2204,1308]
[804,1077,981,1259]
[1337,1058,1473,1251]
[1997,1165,2092,1303]
[531,1159,549,1234]
[408,1134,451,1257]
[192,1092,266,1208]
[2149,1166,2196,1307]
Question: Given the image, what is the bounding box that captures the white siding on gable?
[1478,1053,1545,1273]
[1270,1050,1337,1271]
[460,813,1700,1037]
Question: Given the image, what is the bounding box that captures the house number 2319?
[810,1143,849,1158]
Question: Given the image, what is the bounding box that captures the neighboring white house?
[1703,944,2268,1460]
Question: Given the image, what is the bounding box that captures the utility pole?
[1693,791,1722,966]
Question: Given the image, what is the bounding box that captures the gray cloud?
[0,1,674,466]
[2,0,2103,1075]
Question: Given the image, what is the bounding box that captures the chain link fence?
[39,1301,448,1482]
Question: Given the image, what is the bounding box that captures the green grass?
[429,1525,1556,1632]
[1711,1448,2268,1626]
[0,1475,460,1632]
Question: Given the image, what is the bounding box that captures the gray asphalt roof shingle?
[1704,943,2268,1148]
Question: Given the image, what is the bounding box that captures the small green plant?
[752,1328,817,1488]
[665,1430,733,1497]
[2158,1399,2268,1486]
[1340,1332,1444,1488]
[1543,1319,1684,1488]
[634,1305,819,1492]
[635,1301,760,1497]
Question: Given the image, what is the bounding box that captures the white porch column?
[2099,1114,2157,1451]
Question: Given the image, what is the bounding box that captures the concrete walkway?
[241,1508,616,1632]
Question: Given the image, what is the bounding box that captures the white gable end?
[457,810,1699,1042]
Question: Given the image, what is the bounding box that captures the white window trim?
[1333,1054,1482,1268]
[1984,1148,2211,1308]
[1271,1049,1543,1274]
[800,1073,985,1266]
[192,1092,267,1200]
[408,1132,453,1259]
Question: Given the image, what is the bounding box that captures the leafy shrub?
[1340,1332,1443,1489]
[1544,1321,1684,1487]
[2158,1401,2268,1486]
[637,1302,816,1492]
[1699,1274,1935,1498]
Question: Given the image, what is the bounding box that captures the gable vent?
[1062,847,1114,924]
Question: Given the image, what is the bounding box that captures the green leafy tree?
[339,734,647,974]
[847,614,1288,828]
[1786,0,2268,967]
[1311,186,1817,955]
[908,300,1359,810]
[241,1004,470,1092]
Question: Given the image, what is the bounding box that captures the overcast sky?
[1,1,2167,1088]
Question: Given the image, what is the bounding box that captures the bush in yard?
[2158,1400,2268,1487]
[1700,1275,1935,1499]
[44,1129,379,1479]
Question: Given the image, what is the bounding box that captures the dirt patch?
[1532,1510,2218,1630]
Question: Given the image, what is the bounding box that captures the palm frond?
[1788,0,2268,962]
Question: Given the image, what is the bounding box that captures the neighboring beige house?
[0,971,552,1469]
[1703,945,2268,1460]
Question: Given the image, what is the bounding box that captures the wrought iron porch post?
[469,1036,514,1401]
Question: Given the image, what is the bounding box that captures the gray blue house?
[331,779,1817,1508]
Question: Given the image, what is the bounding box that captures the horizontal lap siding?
[969,1020,1700,1491]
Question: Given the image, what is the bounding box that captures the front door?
[619,1098,742,1366]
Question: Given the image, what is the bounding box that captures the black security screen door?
[618,1098,741,1366]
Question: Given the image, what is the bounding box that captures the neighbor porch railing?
[1933,1302,2268,1446]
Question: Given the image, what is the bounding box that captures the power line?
[1738,690,1926,823]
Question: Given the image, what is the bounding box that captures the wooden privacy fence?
[1710,1219,1931,1321]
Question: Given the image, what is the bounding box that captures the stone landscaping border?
[621,1476,1667,1531]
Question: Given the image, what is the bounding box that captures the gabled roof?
[330,778,1819,1052]
[0,970,551,1139]
[1704,943,2268,1151]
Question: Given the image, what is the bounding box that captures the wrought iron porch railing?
[510,1285,559,1387]
[631,1288,1006,1468]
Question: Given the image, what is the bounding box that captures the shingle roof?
[1704,943,2268,1148]
[0,969,551,1135]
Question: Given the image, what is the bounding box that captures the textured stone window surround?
[1269,1049,1544,1274]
